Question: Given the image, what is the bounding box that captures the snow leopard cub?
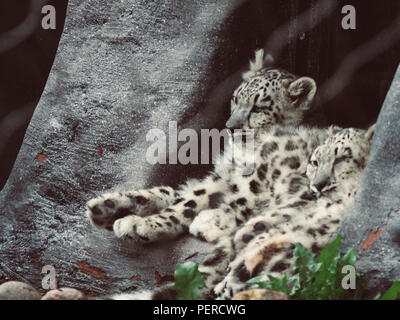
[86,49,320,243]
[198,123,375,299]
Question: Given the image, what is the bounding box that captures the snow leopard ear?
[327,125,343,136]
[364,123,376,143]
[287,77,317,110]
[242,49,274,81]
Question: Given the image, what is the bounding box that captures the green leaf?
[288,273,301,296]
[247,275,265,285]
[294,242,317,272]
[380,281,400,300]
[247,275,269,289]
[294,243,321,280]
[339,248,357,269]
[267,275,284,292]
[314,236,342,299]
[173,261,205,300]
[373,293,382,300]
[317,236,341,271]
[293,242,321,299]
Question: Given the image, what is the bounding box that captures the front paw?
[86,193,134,230]
[190,209,233,243]
[113,216,151,243]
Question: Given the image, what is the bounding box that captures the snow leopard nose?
[226,116,244,129]
[226,107,251,129]
[226,118,242,129]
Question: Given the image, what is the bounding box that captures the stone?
[41,287,84,300]
[335,65,400,298]
[0,281,41,300]
[233,288,288,300]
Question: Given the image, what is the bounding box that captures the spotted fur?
[86,50,375,299]
[202,124,374,299]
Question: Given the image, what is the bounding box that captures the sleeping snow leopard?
[86,50,375,299]
[197,124,375,299]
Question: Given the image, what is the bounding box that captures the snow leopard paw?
[113,215,156,243]
[86,192,148,230]
[190,209,235,243]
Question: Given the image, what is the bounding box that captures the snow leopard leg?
[189,187,271,243]
[86,186,176,230]
[197,235,236,299]
[112,174,228,243]
[214,206,303,299]
[214,232,293,299]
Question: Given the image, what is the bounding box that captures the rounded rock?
[41,287,85,300]
[233,288,288,300]
[0,281,41,300]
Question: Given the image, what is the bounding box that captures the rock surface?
[0,281,41,300]
[336,65,400,298]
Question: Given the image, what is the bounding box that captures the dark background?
[0,0,68,190]
[0,0,399,190]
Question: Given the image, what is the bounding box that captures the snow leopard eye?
[334,155,351,166]
[311,160,319,167]
[252,106,265,113]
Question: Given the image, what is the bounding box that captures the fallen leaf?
[98,147,103,157]
[77,261,107,279]
[154,271,174,286]
[36,152,47,163]
[362,228,383,250]
[130,274,142,281]
[155,271,161,285]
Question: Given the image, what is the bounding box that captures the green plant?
[171,237,400,300]
[247,236,365,300]
[173,261,205,300]
[374,281,400,300]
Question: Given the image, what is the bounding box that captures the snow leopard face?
[306,125,376,196]
[226,50,317,132]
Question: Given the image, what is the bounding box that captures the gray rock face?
[0,281,41,300]
[336,65,400,298]
[0,0,242,295]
